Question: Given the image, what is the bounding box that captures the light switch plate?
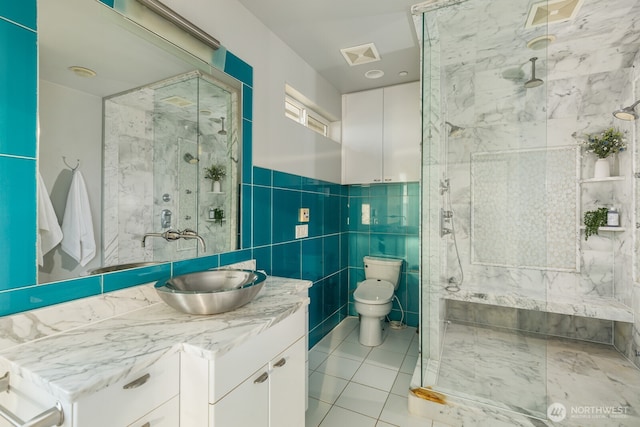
[298,208,310,222]
[295,224,308,238]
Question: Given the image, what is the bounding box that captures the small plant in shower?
[583,127,626,159]
[583,207,608,240]
[204,164,226,192]
[213,208,225,226]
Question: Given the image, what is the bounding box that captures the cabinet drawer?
[127,395,179,427]
[209,307,305,403]
[74,352,179,427]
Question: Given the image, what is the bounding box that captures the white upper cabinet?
[342,88,384,184]
[342,82,421,184]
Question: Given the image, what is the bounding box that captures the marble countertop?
[0,275,311,403]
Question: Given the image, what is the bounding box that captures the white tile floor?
[306,317,437,427]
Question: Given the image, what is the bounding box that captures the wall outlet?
[298,208,310,222]
[295,224,308,239]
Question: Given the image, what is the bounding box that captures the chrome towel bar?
[0,373,64,427]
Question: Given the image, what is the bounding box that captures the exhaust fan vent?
[340,43,381,66]
[525,0,584,28]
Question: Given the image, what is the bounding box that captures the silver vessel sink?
[155,269,267,315]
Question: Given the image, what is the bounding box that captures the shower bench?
[442,288,633,323]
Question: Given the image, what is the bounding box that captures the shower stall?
[103,70,239,265]
[414,0,639,424]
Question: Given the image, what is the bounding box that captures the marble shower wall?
[437,3,636,306]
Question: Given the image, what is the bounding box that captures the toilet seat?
[354,279,394,304]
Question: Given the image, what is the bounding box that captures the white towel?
[61,171,96,266]
[37,172,63,266]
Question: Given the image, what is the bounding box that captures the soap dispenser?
[607,206,620,227]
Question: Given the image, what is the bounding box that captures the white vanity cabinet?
[181,307,307,426]
[342,81,420,184]
[73,352,180,427]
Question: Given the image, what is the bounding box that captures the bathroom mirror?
[37,0,242,283]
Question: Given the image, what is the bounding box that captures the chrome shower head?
[183,153,199,164]
[445,121,464,136]
[218,117,227,135]
[524,57,543,88]
[613,100,640,121]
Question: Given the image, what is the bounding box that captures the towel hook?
[62,156,80,172]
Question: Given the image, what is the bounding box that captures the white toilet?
[353,256,403,346]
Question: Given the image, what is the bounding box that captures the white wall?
[38,80,103,282]
[162,0,343,183]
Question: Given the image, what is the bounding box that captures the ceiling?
[235,0,640,97]
[235,0,421,94]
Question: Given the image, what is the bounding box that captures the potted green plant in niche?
[213,208,225,226]
[204,164,226,192]
[582,127,626,178]
[583,207,608,240]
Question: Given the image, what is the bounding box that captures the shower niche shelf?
[580,176,625,183]
[579,226,625,232]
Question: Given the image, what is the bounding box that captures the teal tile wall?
[0,0,37,295]
[347,182,421,327]
[251,167,350,348]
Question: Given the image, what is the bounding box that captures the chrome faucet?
[142,229,205,252]
[180,228,206,252]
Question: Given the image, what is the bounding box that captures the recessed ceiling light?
[68,66,97,78]
[398,71,409,77]
[527,34,556,50]
[365,69,384,79]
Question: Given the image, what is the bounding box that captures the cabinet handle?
[140,423,151,427]
[273,358,287,368]
[384,178,392,182]
[253,372,269,384]
[373,179,381,182]
[123,373,151,390]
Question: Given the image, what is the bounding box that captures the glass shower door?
[418,0,555,419]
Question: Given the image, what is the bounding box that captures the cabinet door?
[210,367,269,427]
[128,395,179,427]
[383,82,421,182]
[342,89,384,184]
[269,337,306,427]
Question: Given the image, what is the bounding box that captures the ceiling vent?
[525,0,584,28]
[340,43,381,66]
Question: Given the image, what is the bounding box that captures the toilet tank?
[363,256,403,288]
